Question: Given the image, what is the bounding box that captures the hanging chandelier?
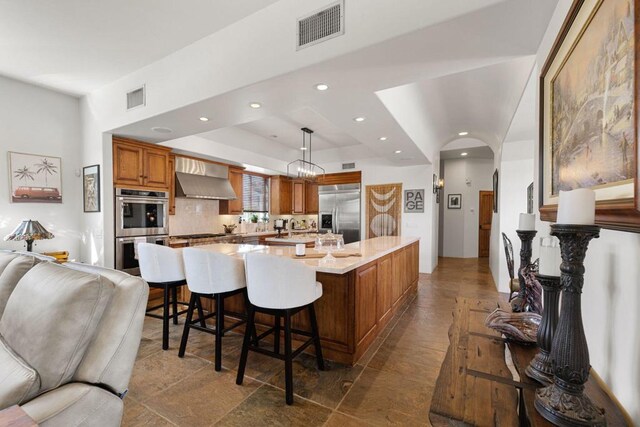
[287,127,325,181]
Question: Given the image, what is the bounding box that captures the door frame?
[478,190,494,257]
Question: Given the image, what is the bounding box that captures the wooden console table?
[429,297,629,426]
[0,405,37,427]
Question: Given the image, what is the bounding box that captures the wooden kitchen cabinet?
[270,176,318,215]
[168,155,176,215]
[270,176,292,215]
[305,181,319,214]
[291,179,306,214]
[219,168,244,215]
[113,137,171,190]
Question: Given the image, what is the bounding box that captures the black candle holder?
[534,224,605,427]
[511,230,537,312]
[526,273,561,385]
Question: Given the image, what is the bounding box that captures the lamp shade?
[4,220,54,242]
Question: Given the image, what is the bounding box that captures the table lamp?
[4,220,54,252]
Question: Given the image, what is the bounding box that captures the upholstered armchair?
[0,251,148,426]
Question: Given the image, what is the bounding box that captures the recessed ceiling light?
[379,137,387,141]
[199,117,209,122]
[249,102,262,109]
[394,150,402,154]
[300,147,308,151]
[151,127,172,134]
[315,83,329,91]
[354,117,366,122]
[458,131,469,136]
[461,152,468,156]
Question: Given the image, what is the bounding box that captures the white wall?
[439,157,493,258]
[495,139,535,292]
[323,159,437,273]
[493,0,640,419]
[0,76,83,259]
[79,97,113,266]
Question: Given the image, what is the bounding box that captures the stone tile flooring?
[123,257,498,426]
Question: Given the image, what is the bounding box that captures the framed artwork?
[83,165,100,212]
[8,152,62,203]
[404,189,425,213]
[539,0,640,232]
[366,183,402,238]
[448,194,462,209]
[493,169,499,213]
[527,182,534,214]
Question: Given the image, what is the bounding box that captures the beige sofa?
[0,251,148,426]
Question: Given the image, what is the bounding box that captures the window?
[242,173,269,213]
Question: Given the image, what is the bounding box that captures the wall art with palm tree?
[8,152,62,203]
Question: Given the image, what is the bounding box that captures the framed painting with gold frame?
[539,0,640,232]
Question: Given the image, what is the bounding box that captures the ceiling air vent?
[342,162,355,170]
[297,0,344,50]
[126,85,145,110]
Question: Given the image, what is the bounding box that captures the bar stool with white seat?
[179,247,253,371]
[236,252,325,405]
[137,243,189,350]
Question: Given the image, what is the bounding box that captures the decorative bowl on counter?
[485,308,541,345]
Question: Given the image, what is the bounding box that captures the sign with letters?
[404,189,424,213]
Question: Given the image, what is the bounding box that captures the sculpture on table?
[515,260,542,314]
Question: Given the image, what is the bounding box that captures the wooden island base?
[192,240,420,365]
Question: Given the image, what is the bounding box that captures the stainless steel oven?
[115,235,169,276]
[115,188,169,237]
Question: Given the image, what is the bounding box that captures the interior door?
[478,191,493,257]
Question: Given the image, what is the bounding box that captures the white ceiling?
[0,0,278,95]
[1,0,558,169]
[231,107,361,152]
[111,0,557,167]
[441,146,494,160]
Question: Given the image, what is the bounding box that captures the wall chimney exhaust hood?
[174,157,237,200]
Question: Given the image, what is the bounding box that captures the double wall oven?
[115,188,169,275]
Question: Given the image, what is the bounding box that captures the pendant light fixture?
[287,127,325,181]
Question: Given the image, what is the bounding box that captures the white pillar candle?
[556,189,596,225]
[275,219,283,228]
[539,236,561,276]
[518,213,536,231]
[295,243,306,256]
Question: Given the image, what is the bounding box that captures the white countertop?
[178,236,419,274]
[169,229,317,241]
[264,234,317,244]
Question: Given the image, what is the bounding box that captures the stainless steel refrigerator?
[318,183,361,244]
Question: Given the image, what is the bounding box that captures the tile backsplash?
[168,198,319,236]
[168,198,229,236]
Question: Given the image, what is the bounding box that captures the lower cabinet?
[355,264,378,344]
[353,241,419,355]
[182,241,419,365]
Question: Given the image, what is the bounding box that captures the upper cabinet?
[305,181,319,214]
[168,155,176,215]
[219,168,244,215]
[291,180,306,214]
[270,176,319,215]
[270,176,292,215]
[113,137,171,190]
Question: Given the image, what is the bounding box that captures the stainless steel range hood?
[174,157,237,200]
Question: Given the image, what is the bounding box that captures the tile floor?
[123,257,499,426]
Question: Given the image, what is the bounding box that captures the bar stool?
[236,252,325,405]
[137,243,189,350]
[179,247,252,371]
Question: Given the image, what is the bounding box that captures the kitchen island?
[183,236,419,365]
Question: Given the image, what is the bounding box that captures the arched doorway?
[437,138,495,258]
